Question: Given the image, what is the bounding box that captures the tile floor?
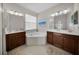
[7,44,71,55]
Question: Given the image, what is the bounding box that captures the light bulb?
[51,14,55,17]
[15,12,19,15]
[7,10,15,15]
[18,13,23,16]
[59,11,63,15]
[55,12,58,16]
[63,9,70,14]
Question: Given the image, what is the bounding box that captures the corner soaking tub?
[26,32,47,46]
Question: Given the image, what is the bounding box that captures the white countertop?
[5,30,25,34]
[5,29,79,36]
[47,29,79,36]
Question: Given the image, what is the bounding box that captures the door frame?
[0,3,2,55]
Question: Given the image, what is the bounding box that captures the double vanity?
[47,29,79,55]
[6,29,79,55]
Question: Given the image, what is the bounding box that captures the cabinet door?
[47,32,53,44]
[15,32,26,47]
[63,37,75,54]
[53,33,64,48]
[6,34,16,51]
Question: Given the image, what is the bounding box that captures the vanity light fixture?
[15,12,19,16]
[51,12,58,17]
[51,9,70,17]
[7,10,24,16]
[7,10,15,15]
[51,14,55,17]
[15,11,24,16]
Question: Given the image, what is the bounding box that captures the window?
[25,14,37,30]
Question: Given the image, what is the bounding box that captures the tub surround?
[26,32,47,46]
[47,29,79,55]
[26,32,47,37]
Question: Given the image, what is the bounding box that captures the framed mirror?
[71,11,78,24]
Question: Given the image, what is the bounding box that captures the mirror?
[71,11,78,24]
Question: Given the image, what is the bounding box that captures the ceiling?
[18,3,59,13]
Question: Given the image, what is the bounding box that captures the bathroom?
[0,3,79,55]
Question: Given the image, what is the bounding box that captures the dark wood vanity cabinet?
[63,36,75,54]
[53,33,64,48]
[47,32,53,44]
[6,35,16,51]
[6,32,26,51]
[47,31,79,55]
[47,32,64,48]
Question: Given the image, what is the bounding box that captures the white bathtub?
[26,32,47,46]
